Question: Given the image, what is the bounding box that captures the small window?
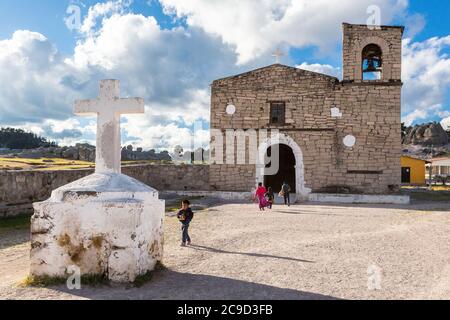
[270,102,285,125]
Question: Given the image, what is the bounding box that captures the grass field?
[0,158,174,171]
[431,185,450,191]
[0,214,31,235]
[409,191,450,202]
[402,185,450,191]
[0,158,94,171]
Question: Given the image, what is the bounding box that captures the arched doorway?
[264,144,296,193]
[256,133,311,200]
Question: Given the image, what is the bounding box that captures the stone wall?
[0,164,209,217]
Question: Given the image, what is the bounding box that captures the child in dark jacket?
[265,187,274,209]
[177,199,194,246]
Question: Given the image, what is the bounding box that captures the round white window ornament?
[226,104,236,115]
[343,135,356,148]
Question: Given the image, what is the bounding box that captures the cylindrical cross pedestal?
[30,173,165,283]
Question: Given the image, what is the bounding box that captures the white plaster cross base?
[31,174,165,282]
[30,80,165,283]
[75,80,144,174]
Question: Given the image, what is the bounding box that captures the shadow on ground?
[272,209,364,217]
[0,229,29,249]
[0,214,31,249]
[300,201,450,212]
[189,245,314,263]
[54,269,340,300]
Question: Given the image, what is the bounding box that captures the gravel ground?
[0,201,449,300]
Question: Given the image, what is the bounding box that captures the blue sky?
[0,0,449,150]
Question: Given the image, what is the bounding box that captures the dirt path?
[0,202,449,300]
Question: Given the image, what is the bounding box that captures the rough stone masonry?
[210,23,404,195]
[30,80,165,282]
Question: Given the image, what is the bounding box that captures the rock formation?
[121,145,171,161]
[403,122,449,146]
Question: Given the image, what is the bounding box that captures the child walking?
[265,187,274,209]
[177,199,194,247]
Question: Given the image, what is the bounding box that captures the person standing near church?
[254,183,269,211]
[280,181,291,206]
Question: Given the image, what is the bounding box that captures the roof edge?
[342,22,405,34]
[212,63,340,84]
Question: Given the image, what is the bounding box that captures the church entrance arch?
[256,133,311,200]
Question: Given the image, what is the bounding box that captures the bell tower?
[342,23,404,82]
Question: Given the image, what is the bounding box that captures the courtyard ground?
[0,200,449,300]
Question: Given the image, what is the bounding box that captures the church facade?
[209,23,404,197]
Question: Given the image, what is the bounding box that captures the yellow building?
[401,156,429,185]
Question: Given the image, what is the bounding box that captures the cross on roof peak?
[74,80,145,174]
[272,48,285,64]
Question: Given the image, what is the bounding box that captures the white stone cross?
[74,80,144,174]
[272,48,285,64]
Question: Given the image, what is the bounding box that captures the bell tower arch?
[342,23,404,82]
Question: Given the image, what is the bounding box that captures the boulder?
[62,147,79,160]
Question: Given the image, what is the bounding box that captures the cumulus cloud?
[68,12,238,106]
[0,1,241,149]
[160,0,408,64]
[65,9,241,149]
[79,0,132,35]
[0,30,79,124]
[402,36,450,125]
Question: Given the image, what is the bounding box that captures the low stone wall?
[0,164,210,217]
[309,193,410,205]
[164,191,410,204]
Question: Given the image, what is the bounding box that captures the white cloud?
[402,109,428,127]
[79,0,132,35]
[441,118,450,131]
[160,0,408,64]
[122,120,209,151]
[0,30,79,124]
[402,36,450,125]
[296,62,341,78]
[0,2,235,150]
[403,13,426,39]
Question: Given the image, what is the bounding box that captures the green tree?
[0,127,57,149]
[401,122,410,140]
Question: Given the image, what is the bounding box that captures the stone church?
[209,23,404,197]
